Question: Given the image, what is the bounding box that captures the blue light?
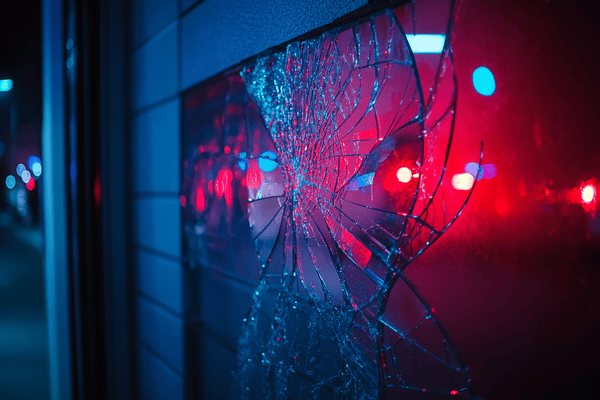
[465,162,484,180]
[348,172,375,191]
[472,66,496,96]
[0,79,13,92]
[21,170,31,184]
[16,164,26,176]
[356,172,375,187]
[406,35,445,53]
[258,151,278,172]
[28,155,42,170]
[5,175,16,189]
[237,152,247,171]
[465,162,496,180]
[32,162,42,177]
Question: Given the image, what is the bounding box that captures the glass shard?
[183,1,476,398]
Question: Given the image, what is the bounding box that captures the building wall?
[128,1,366,398]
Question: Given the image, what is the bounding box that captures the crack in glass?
[183,1,478,398]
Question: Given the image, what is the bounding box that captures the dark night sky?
[0,1,42,126]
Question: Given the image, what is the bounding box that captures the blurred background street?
[0,212,49,400]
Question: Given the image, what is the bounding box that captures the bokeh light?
[581,184,596,204]
[0,79,13,92]
[258,151,278,172]
[472,66,496,96]
[32,162,42,177]
[5,175,16,189]
[452,173,475,191]
[21,170,32,184]
[237,152,248,171]
[16,163,26,176]
[406,34,445,53]
[26,178,35,191]
[396,167,412,183]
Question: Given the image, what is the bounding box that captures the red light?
[246,169,262,189]
[452,173,474,191]
[94,171,101,207]
[581,184,596,204]
[180,195,186,207]
[450,390,459,395]
[26,178,35,191]
[195,187,206,212]
[396,167,412,183]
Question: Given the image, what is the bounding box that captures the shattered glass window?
[182,1,478,398]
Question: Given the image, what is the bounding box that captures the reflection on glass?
[183,1,478,398]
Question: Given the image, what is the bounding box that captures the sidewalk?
[0,219,50,400]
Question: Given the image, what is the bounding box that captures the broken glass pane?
[183,1,477,398]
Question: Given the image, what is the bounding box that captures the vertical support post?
[42,0,74,398]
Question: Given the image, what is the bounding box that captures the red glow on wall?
[495,198,510,216]
[195,187,206,212]
[180,195,186,207]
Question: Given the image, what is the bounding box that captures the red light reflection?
[246,168,262,189]
[195,187,206,212]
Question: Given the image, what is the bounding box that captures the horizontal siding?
[131,0,178,49]
[132,98,180,194]
[133,196,181,259]
[189,330,238,400]
[131,22,179,111]
[135,250,183,315]
[136,344,184,400]
[188,267,254,349]
[135,296,184,374]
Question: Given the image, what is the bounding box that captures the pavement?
[0,215,49,400]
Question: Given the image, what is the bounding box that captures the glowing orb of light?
[32,162,42,177]
[258,151,278,172]
[26,178,35,191]
[5,175,16,189]
[237,152,247,171]
[472,66,496,96]
[21,170,32,184]
[396,167,412,183]
[581,184,596,204]
[452,173,475,191]
[0,79,13,92]
[16,163,26,176]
